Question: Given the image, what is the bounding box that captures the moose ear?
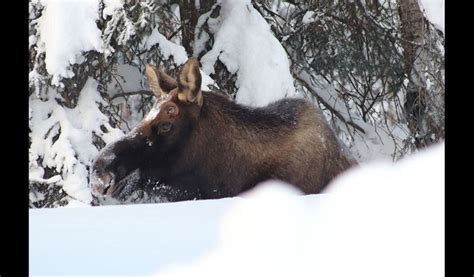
[177,58,203,107]
[145,64,178,98]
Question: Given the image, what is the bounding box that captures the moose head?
[90,58,205,199]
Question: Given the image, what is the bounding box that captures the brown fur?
[90,58,357,201]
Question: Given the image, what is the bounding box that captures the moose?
[90,58,356,202]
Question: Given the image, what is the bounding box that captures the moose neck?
[171,91,298,182]
[198,91,295,155]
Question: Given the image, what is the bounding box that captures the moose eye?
[160,122,172,133]
[166,106,175,114]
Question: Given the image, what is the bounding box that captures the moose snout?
[90,143,120,198]
[90,169,116,197]
[90,154,117,198]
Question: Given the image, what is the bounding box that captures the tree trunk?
[398,0,428,148]
[179,0,199,56]
[399,0,425,73]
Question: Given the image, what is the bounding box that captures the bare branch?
[293,71,366,134]
[110,90,154,100]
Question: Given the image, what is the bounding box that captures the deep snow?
[30,142,444,276]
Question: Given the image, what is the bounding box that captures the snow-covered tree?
[29,0,188,207]
[29,0,444,207]
[253,0,444,160]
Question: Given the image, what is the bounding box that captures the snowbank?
[157,143,444,277]
[29,143,444,276]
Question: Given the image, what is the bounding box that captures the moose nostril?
[93,185,107,196]
[101,172,114,185]
[92,182,111,197]
[101,185,111,196]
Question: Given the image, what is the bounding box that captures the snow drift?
[29,142,444,276]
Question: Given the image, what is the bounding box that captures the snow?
[200,0,297,107]
[142,27,188,66]
[139,26,220,91]
[30,191,45,203]
[30,142,444,276]
[276,1,295,19]
[29,34,37,47]
[419,0,444,33]
[29,78,124,204]
[297,71,398,162]
[102,0,122,18]
[302,11,315,24]
[37,0,103,86]
[200,69,216,90]
[107,64,144,96]
[144,99,166,122]
[64,198,91,208]
[30,197,238,275]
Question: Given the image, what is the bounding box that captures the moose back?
[90,58,356,202]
